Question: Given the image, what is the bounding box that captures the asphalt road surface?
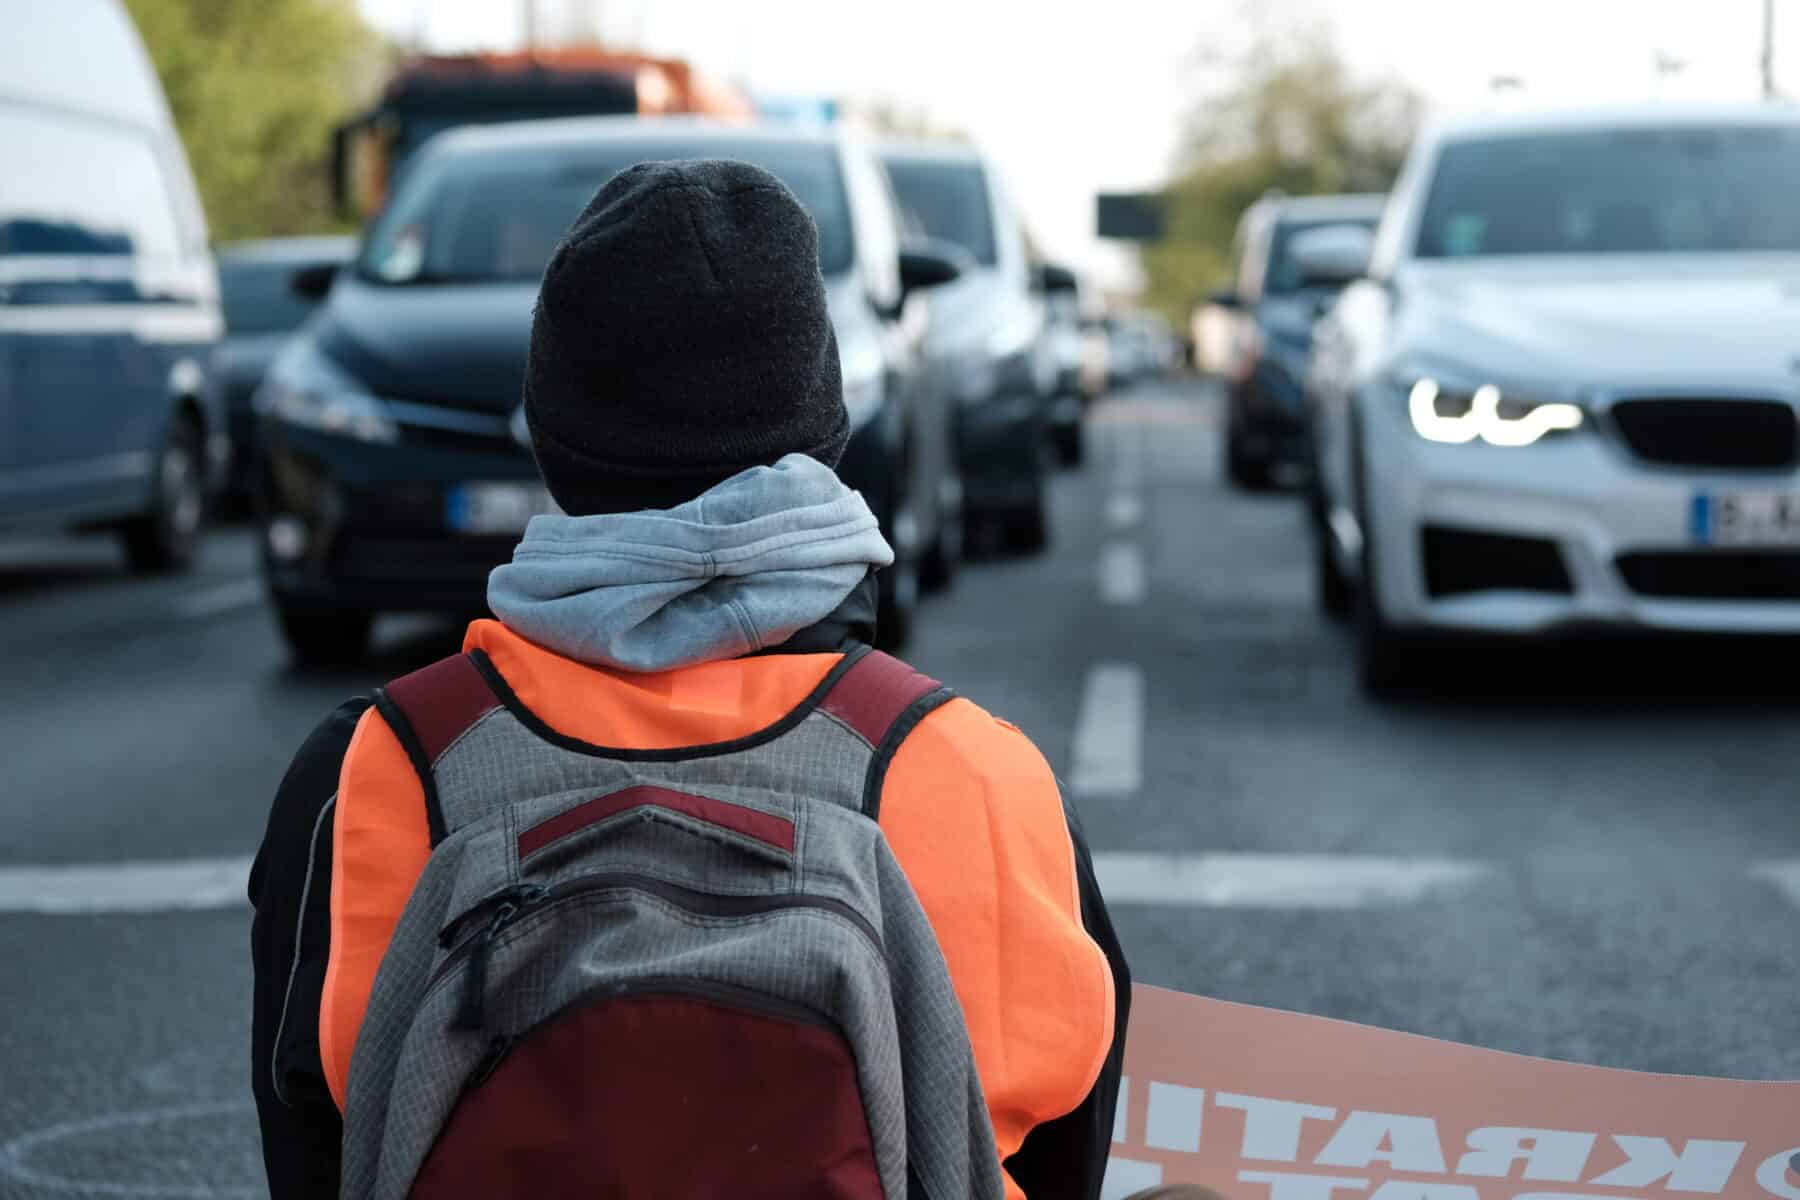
[2,375,1796,1197]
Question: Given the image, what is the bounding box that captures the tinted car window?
[0,105,182,261]
[1416,125,1800,257]
[1265,216,1379,294]
[360,138,854,284]
[884,160,998,266]
[218,258,323,334]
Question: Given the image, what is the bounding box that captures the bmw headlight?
[1398,366,1583,448]
[255,341,398,444]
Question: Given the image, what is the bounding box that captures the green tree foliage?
[123,0,384,242]
[1141,29,1421,324]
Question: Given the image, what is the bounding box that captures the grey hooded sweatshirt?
[487,453,894,672]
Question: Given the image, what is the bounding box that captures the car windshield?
[884,159,997,266]
[217,257,327,334]
[1416,125,1800,257]
[1266,215,1378,293]
[358,137,854,284]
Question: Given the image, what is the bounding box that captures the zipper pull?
[452,898,522,1033]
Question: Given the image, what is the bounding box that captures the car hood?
[1395,255,1800,392]
[315,277,539,414]
[315,275,873,416]
[917,268,1024,354]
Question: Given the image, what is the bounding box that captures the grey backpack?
[337,644,1003,1200]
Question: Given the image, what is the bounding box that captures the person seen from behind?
[249,160,1129,1198]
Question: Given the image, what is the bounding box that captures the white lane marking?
[1105,493,1143,530]
[1070,663,1144,796]
[0,1100,259,1197]
[172,577,263,619]
[1099,541,1146,605]
[1750,860,1800,905]
[1091,852,1489,908]
[0,857,252,914]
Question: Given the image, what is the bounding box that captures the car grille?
[1607,398,1797,469]
[1616,551,1800,600]
[333,535,520,583]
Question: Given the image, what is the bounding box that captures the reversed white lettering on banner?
[1588,1138,1746,1194]
[1456,1129,1599,1182]
[1146,1083,1206,1153]
[1216,1092,1340,1162]
[1240,1169,1371,1200]
[1111,1084,1793,1198]
[1316,1111,1449,1174]
[1370,1184,1481,1200]
[1752,1148,1800,1200]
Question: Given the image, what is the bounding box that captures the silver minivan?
[0,0,223,570]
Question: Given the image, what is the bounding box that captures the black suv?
[1214,193,1384,489]
[254,118,960,662]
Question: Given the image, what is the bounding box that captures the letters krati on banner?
[1106,986,1799,1200]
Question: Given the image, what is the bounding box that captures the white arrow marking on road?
[1070,662,1144,796]
[1749,860,1800,906]
[1098,541,1146,605]
[0,856,252,914]
[1091,852,1489,908]
[173,577,263,619]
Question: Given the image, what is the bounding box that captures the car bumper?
[1229,360,1309,466]
[1363,409,1800,636]
[957,389,1044,512]
[255,421,538,614]
[256,406,903,615]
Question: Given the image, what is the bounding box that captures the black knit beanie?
[523,159,848,515]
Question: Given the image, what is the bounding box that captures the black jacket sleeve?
[1002,797,1132,1200]
[249,698,369,1199]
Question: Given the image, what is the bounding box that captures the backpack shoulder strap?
[817,648,955,819]
[372,652,502,847]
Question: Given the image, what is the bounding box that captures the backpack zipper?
[432,873,883,1034]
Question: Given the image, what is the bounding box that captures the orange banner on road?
[1107,985,1799,1200]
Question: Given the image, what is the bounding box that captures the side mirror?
[1035,262,1079,294]
[1206,287,1241,310]
[1289,223,1374,291]
[290,261,340,301]
[898,236,967,296]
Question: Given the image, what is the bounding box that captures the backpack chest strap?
[816,648,954,819]
[374,653,502,847]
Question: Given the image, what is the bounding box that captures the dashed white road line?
[1750,860,1800,906]
[1105,494,1143,530]
[1090,852,1490,908]
[1070,662,1145,796]
[1098,541,1146,605]
[0,857,252,914]
[172,577,263,620]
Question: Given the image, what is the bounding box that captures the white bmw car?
[1305,105,1800,691]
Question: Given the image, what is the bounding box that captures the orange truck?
[333,47,752,218]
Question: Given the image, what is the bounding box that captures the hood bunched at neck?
[487,454,893,673]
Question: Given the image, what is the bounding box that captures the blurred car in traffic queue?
[1214,192,1385,489]
[1,0,224,572]
[1306,105,1800,693]
[1037,262,1096,465]
[883,141,1057,553]
[254,117,963,664]
[1105,310,1176,388]
[209,236,355,506]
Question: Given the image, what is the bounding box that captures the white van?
[0,0,223,570]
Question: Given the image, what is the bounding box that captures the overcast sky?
[357,0,1799,285]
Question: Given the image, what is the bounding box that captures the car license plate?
[1692,491,1800,546]
[446,482,559,535]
